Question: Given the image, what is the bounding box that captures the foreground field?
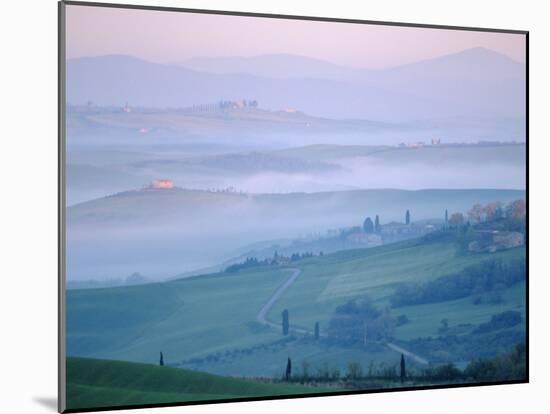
[66,357,330,410]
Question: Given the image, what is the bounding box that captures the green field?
[267,239,525,335]
[394,281,525,341]
[67,268,289,362]
[66,357,330,410]
[67,234,525,377]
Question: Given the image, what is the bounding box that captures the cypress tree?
[160,352,164,366]
[400,354,406,382]
[445,209,449,227]
[285,357,292,381]
[405,210,411,225]
[282,309,289,336]
[363,217,374,233]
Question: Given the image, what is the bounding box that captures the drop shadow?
[33,396,57,412]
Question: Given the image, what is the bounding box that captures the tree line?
[281,342,525,384]
[225,251,322,273]
[389,257,526,308]
[282,353,407,383]
[447,199,526,229]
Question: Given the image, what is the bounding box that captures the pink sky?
[65,4,526,69]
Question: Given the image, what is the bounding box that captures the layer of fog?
[210,160,526,194]
[66,187,524,282]
[66,154,526,206]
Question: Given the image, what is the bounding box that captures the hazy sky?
[65,4,526,69]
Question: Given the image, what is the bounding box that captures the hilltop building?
[148,179,174,189]
[183,99,259,114]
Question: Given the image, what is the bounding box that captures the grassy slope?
[66,357,328,410]
[67,268,288,362]
[68,235,525,377]
[73,108,394,136]
[395,281,526,340]
[268,239,525,337]
[369,144,525,166]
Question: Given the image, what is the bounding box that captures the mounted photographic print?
[59,1,528,412]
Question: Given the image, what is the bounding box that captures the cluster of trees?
[396,314,410,327]
[225,257,267,273]
[363,215,382,234]
[448,212,465,227]
[218,99,259,110]
[406,327,525,363]
[225,251,322,273]
[389,258,526,308]
[472,311,523,334]
[447,199,526,230]
[327,296,395,344]
[463,342,526,381]
[468,199,526,224]
[422,342,526,382]
[290,252,319,261]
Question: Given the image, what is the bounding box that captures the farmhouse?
[149,179,174,189]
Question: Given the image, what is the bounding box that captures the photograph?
[61,2,527,411]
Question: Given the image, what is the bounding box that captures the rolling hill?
[67,188,525,227]
[274,143,526,165]
[67,233,526,377]
[66,357,329,411]
[66,142,526,206]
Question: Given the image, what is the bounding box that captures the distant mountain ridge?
[373,47,524,82]
[174,53,357,80]
[175,48,523,82]
[67,48,525,121]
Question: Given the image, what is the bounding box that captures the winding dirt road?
[255,266,428,365]
[256,268,301,329]
[386,342,428,365]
